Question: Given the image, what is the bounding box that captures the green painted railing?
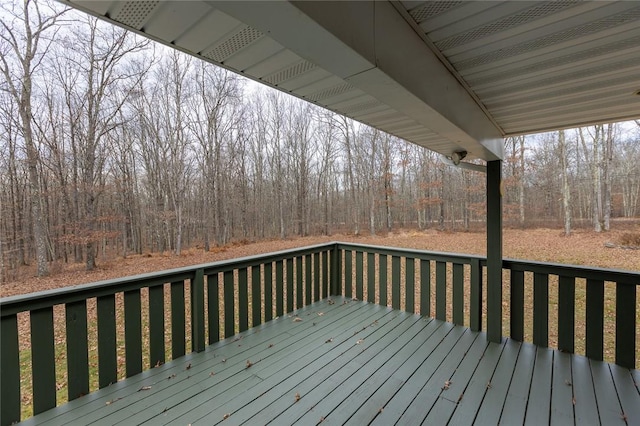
[333,242,638,370]
[503,259,639,369]
[332,243,484,332]
[1,242,638,425]
[0,243,335,426]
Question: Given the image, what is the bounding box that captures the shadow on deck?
[21,297,640,426]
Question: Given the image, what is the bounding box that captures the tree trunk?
[558,130,571,236]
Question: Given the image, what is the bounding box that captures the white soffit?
[62,1,640,160]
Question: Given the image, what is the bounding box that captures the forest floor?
[2,225,639,297]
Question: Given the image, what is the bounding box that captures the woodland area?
[1,1,639,281]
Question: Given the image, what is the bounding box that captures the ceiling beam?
[213,0,504,160]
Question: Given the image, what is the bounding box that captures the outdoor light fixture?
[440,151,486,173]
[451,150,467,165]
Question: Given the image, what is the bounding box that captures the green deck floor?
[21,297,640,425]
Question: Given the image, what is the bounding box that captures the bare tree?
[0,0,68,276]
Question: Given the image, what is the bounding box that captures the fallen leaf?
[293,317,302,322]
[155,360,162,368]
[268,343,274,348]
[564,379,572,386]
[210,371,215,377]
[246,360,253,369]
[167,374,176,380]
[186,363,191,370]
[295,392,301,402]
[572,397,576,405]
[457,393,464,402]
[327,299,335,305]
[222,358,227,363]
[487,382,492,389]
[317,312,324,316]
[378,407,384,413]
[356,339,364,345]
[223,413,230,420]
[325,338,333,343]
[442,380,452,390]
[138,386,152,391]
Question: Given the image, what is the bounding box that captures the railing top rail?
[335,241,485,263]
[0,242,337,317]
[503,258,640,283]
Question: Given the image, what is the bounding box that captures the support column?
[487,160,503,343]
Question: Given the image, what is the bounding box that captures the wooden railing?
[0,243,335,426]
[332,243,484,332]
[333,242,638,370]
[1,242,638,425]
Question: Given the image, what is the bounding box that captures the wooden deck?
[22,297,640,425]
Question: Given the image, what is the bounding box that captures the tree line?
[1,1,639,280]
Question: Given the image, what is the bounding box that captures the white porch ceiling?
[62,1,640,161]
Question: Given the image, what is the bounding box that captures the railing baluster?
[31,307,56,414]
[533,273,549,347]
[149,284,165,366]
[207,274,219,344]
[392,256,401,310]
[420,259,430,317]
[435,261,446,321]
[296,256,303,309]
[586,279,604,361]
[313,252,320,302]
[453,263,464,326]
[265,262,273,321]
[171,281,186,357]
[331,247,341,296]
[124,290,142,377]
[97,294,117,387]
[66,300,89,400]
[557,276,575,353]
[1,314,21,425]
[305,255,312,306]
[224,270,235,338]
[405,258,415,314]
[344,250,353,299]
[379,255,388,306]
[238,267,249,332]
[276,260,284,317]
[356,251,364,301]
[470,259,481,332]
[367,253,375,304]
[252,265,262,327]
[287,258,294,313]
[191,269,205,352]
[510,270,524,341]
[615,282,636,369]
[322,250,329,298]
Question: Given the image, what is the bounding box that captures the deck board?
[20,297,639,426]
[572,355,599,426]
[473,339,521,425]
[524,347,553,425]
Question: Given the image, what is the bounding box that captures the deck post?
[487,160,503,343]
